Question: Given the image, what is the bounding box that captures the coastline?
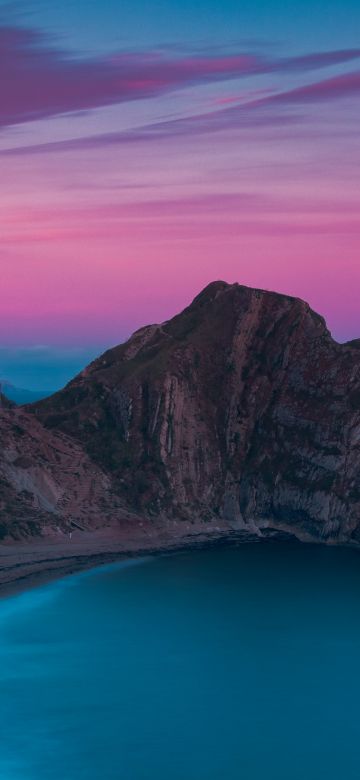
[0,528,245,600]
[0,522,301,600]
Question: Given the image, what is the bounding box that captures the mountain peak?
[27,280,359,547]
[191,280,231,305]
[1,281,359,545]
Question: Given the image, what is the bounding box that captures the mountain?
[0,381,53,405]
[1,281,360,547]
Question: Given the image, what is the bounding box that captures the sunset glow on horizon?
[1,0,359,371]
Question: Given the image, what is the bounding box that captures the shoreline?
[0,528,252,600]
[2,521,355,601]
[0,524,299,600]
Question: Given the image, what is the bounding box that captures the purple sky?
[0,0,359,388]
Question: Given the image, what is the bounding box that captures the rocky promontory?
[1,281,360,553]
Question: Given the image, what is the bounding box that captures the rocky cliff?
[0,394,130,540]
[12,280,357,547]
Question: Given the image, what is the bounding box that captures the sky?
[0,0,359,389]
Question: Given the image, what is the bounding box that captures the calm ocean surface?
[1,542,360,779]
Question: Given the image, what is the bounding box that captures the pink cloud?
[2,193,359,248]
[277,50,360,71]
[2,68,359,157]
[210,88,275,106]
[258,70,360,105]
[0,25,262,127]
[1,24,360,128]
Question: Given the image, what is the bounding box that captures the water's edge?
[1,524,359,602]
[0,529,299,600]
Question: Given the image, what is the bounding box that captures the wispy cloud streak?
[1,23,360,128]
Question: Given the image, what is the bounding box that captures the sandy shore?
[0,524,257,599]
[0,515,320,600]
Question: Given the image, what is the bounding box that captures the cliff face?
[0,400,129,540]
[27,281,360,546]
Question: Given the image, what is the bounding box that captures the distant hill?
[0,381,53,405]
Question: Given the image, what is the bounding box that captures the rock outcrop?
[0,399,128,540]
[15,280,358,547]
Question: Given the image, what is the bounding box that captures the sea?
[1,541,360,779]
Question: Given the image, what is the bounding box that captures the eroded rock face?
[29,281,360,545]
[0,403,127,540]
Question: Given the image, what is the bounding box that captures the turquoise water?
[1,542,360,779]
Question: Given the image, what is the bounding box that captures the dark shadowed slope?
[0,395,130,541]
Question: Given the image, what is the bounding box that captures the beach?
[0,524,253,599]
